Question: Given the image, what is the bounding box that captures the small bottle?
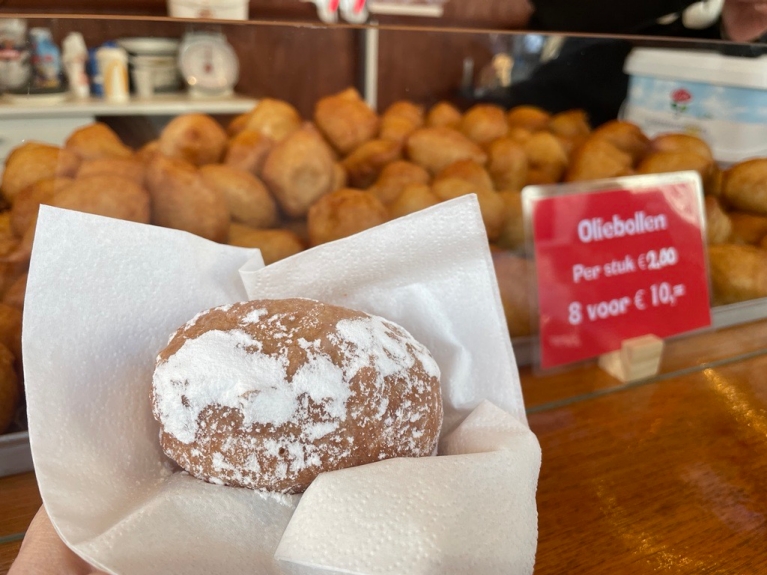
[29,27,62,90]
[62,32,89,99]
[96,46,129,102]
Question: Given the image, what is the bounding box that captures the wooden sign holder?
[598,335,664,383]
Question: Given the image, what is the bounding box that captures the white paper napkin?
[24,196,541,575]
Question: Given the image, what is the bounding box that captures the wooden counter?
[2,325,766,573]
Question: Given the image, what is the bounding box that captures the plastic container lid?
[624,48,767,90]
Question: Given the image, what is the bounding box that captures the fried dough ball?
[76,157,145,186]
[65,122,133,161]
[0,259,25,301]
[709,244,767,304]
[492,251,533,337]
[548,109,591,139]
[146,155,229,242]
[406,127,487,175]
[0,342,18,433]
[380,101,424,143]
[0,303,21,362]
[341,139,403,189]
[281,218,309,244]
[307,188,388,246]
[525,132,569,182]
[460,104,508,146]
[637,151,714,186]
[1,143,80,204]
[651,133,712,161]
[487,138,527,191]
[705,196,732,245]
[158,114,228,166]
[332,163,347,192]
[200,165,278,229]
[2,272,26,310]
[244,98,302,143]
[507,106,551,132]
[566,138,632,182]
[227,112,250,137]
[507,127,533,144]
[368,160,430,205]
[722,159,767,215]
[52,175,151,224]
[426,101,462,129]
[314,88,379,155]
[728,212,767,245]
[497,190,525,250]
[0,212,10,238]
[136,140,160,164]
[435,160,494,190]
[388,183,439,219]
[11,177,72,237]
[261,124,336,218]
[431,177,504,240]
[228,223,304,265]
[224,130,273,177]
[591,120,649,163]
[708,166,724,200]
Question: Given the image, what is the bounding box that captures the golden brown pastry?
[507,127,533,144]
[224,130,273,177]
[11,177,72,237]
[722,159,767,216]
[487,138,527,191]
[460,104,509,146]
[314,88,379,155]
[705,196,732,245]
[0,303,21,362]
[368,160,430,205]
[2,272,26,310]
[65,122,133,161]
[492,251,533,337]
[0,260,25,302]
[496,190,525,250]
[431,177,504,241]
[0,343,18,433]
[728,212,767,245]
[136,140,160,164]
[200,165,278,230]
[406,127,487,175]
[244,98,302,143]
[565,138,632,182]
[388,183,440,219]
[52,176,151,225]
[524,132,569,183]
[591,120,649,163]
[146,155,229,243]
[709,244,767,304]
[227,112,250,137]
[548,109,591,139]
[1,142,80,204]
[0,212,11,238]
[228,223,304,264]
[308,188,388,246]
[261,124,336,218]
[341,139,402,189]
[435,160,494,190]
[379,100,424,144]
[151,298,442,493]
[331,163,347,192]
[637,151,714,186]
[425,101,462,129]
[651,133,712,161]
[158,114,228,166]
[506,106,551,132]
[76,157,145,186]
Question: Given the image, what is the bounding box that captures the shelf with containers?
[1,15,767,475]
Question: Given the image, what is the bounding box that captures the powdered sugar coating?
[152,298,443,493]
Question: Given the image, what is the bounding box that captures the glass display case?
[2,13,767,466]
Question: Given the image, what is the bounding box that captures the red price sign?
[525,172,712,370]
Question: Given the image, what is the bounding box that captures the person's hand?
[9,505,107,575]
[722,0,767,41]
